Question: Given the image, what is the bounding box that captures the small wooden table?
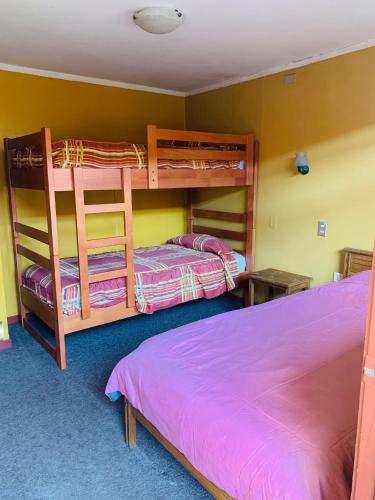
[248,268,312,306]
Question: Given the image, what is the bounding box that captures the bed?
[5,125,257,369]
[22,239,245,316]
[105,248,373,499]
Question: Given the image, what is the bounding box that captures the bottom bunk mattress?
[22,243,244,315]
[105,270,370,500]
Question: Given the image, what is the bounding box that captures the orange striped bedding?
[13,139,245,170]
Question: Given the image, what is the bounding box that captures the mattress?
[22,244,243,316]
[106,270,370,499]
[13,139,245,170]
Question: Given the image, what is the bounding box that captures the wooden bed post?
[42,128,66,369]
[147,124,158,189]
[245,139,258,273]
[122,169,135,308]
[124,399,137,448]
[4,139,28,327]
[186,189,194,233]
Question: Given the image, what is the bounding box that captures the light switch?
[269,215,278,229]
[318,221,327,237]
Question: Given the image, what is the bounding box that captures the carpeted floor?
[0,296,241,500]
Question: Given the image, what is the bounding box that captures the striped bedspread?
[22,244,239,316]
[13,139,245,170]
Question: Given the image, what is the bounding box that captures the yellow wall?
[0,70,186,317]
[186,47,375,285]
[3,47,375,318]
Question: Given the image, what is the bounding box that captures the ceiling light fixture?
[133,7,184,35]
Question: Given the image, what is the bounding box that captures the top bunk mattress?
[13,139,246,170]
[106,270,371,500]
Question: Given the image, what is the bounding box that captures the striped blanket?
[22,244,239,316]
[13,139,245,170]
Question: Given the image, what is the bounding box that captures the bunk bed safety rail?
[147,125,255,189]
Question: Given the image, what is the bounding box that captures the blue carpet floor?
[0,296,241,500]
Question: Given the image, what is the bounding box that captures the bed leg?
[124,399,137,448]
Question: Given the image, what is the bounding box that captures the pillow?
[167,233,232,256]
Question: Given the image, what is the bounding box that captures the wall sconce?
[295,152,309,175]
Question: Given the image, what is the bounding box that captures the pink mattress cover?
[106,271,370,499]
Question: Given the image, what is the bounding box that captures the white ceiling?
[1,0,375,95]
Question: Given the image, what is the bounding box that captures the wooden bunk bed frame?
[123,247,374,500]
[4,126,258,369]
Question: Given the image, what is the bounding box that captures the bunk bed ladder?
[72,168,135,320]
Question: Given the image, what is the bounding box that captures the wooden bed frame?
[4,126,258,369]
[123,247,374,500]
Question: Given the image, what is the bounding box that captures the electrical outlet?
[333,272,343,282]
[317,221,327,237]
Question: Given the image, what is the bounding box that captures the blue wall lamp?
[295,151,309,175]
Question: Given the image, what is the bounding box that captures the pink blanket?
[106,271,370,499]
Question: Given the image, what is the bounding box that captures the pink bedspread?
[106,271,370,499]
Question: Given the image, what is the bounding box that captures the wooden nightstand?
[248,268,312,306]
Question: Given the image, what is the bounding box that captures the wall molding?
[0,62,185,97]
[185,39,375,96]
[0,338,12,350]
[0,39,374,104]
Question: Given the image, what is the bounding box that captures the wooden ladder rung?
[84,203,126,214]
[88,268,128,284]
[86,236,127,249]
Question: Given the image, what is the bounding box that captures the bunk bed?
[106,247,374,500]
[4,126,258,369]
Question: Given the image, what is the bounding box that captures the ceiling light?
[133,7,184,35]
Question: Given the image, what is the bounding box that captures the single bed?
[22,241,245,316]
[105,248,373,500]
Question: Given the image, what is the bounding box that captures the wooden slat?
[193,208,246,223]
[23,318,57,361]
[157,147,246,161]
[17,244,51,269]
[6,131,42,150]
[84,203,126,214]
[147,124,158,189]
[21,287,56,330]
[157,128,248,145]
[86,236,127,249]
[63,303,139,334]
[88,268,127,284]
[52,168,248,192]
[15,222,49,244]
[193,225,246,242]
